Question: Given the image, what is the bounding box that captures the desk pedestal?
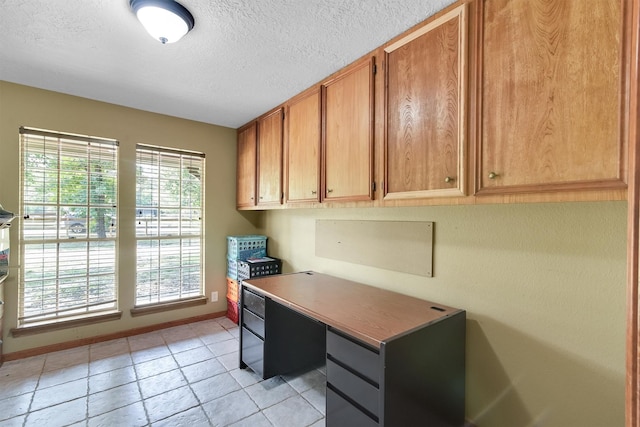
[239,273,465,427]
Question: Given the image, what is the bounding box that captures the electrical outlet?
[211,291,218,302]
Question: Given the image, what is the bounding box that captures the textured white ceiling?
[0,0,456,128]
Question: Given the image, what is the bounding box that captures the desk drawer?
[327,329,379,384]
[327,386,378,427]
[327,359,379,418]
[243,308,265,338]
[242,288,265,317]
[241,326,264,377]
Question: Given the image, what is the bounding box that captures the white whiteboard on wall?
[315,220,434,277]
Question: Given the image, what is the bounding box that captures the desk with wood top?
[239,271,465,427]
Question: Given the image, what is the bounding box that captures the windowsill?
[11,311,123,337]
[130,296,208,317]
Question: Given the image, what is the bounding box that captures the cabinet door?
[477,0,627,194]
[322,58,375,202]
[257,108,283,206]
[285,88,321,203]
[385,4,468,200]
[236,122,257,208]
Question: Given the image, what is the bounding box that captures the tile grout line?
[23,352,49,422]
[180,322,219,427]
[158,324,212,426]
[1,319,326,427]
[121,333,148,427]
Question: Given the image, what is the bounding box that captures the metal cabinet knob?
[488,172,499,180]
[444,176,454,183]
[327,189,333,194]
[311,190,317,195]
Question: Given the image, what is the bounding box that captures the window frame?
[134,143,205,309]
[17,127,119,328]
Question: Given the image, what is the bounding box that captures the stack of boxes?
[226,235,282,323]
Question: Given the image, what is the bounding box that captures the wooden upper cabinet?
[384,4,468,200]
[476,0,628,194]
[237,122,257,208]
[285,88,321,203]
[322,57,375,202]
[257,108,284,206]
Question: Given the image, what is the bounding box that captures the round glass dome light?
[130,0,195,44]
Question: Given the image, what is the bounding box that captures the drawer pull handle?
[488,172,499,180]
[444,176,454,183]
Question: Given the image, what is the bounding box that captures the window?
[19,127,118,326]
[135,144,204,306]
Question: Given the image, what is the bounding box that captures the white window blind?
[19,127,118,325]
[135,144,204,306]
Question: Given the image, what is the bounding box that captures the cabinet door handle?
[488,172,499,180]
[444,176,455,183]
[327,189,333,194]
[311,190,317,195]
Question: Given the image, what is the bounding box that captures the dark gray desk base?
[239,280,465,427]
[240,294,325,379]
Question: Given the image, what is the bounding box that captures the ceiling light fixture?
[130,0,195,44]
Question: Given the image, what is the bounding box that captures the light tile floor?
[0,317,326,427]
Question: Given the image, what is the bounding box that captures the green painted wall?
[260,202,627,426]
[0,81,260,354]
